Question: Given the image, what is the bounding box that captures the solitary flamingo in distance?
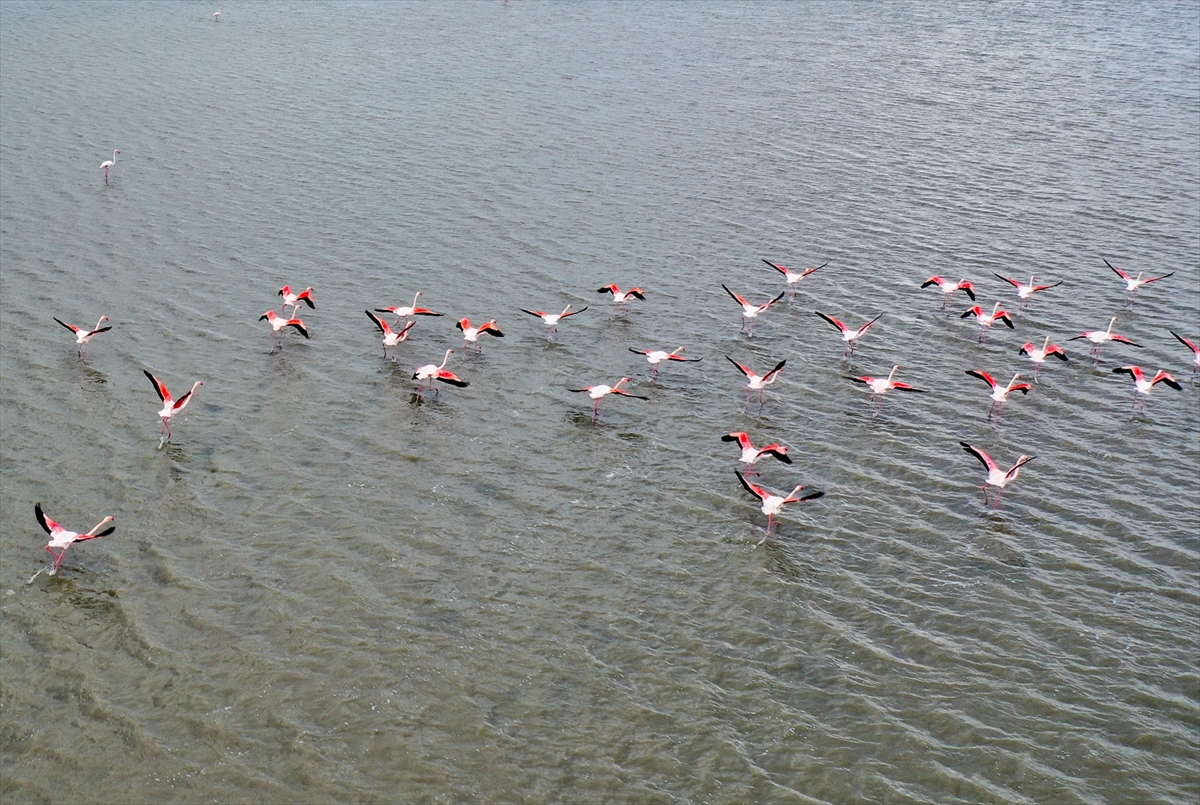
[722,432,791,476]
[413,349,468,394]
[814,311,882,357]
[1170,331,1200,377]
[568,377,647,421]
[961,302,1015,342]
[846,365,925,413]
[278,285,314,317]
[1104,258,1174,304]
[213,6,222,21]
[259,310,309,350]
[762,258,827,299]
[1018,336,1068,379]
[734,470,824,542]
[921,276,976,307]
[520,304,587,333]
[144,370,202,442]
[993,274,1062,309]
[726,356,786,404]
[375,292,443,325]
[54,315,111,357]
[100,149,120,184]
[1068,317,1141,363]
[966,370,1032,420]
[723,285,785,335]
[365,311,414,360]
[35,504,115,576]
[629,347,701,378]
[1112,366,1182,415]
[597,284,645,313]
[960,442,1033,509]
[456,318,504,352]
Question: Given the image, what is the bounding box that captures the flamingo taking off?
[762,258,827,299]
[814,311,882,357]
[921,276,976,307]
[376,292,444,325]
[259,310,310,350]
[1105,258,1174,302]
[961,302,1015,342]
[734,470,824,542]
[144,370,202,441]
[722,432,791,475]
[100,149,120,184]
[966,370,1032,420]
[1112,366,1182,415]
[723,285,785,335]
[520,305,587,333]
[960,442,1033,509]
[726,356,786,404]
[568,377,647,421]
[1170,331,1200,377]
[597,284,645,313]
[846,365,925,412]
[993,274,1062,308]
[413,349,468,394]
[1018,336,1068,379]
[629,347,701,377]
[365,310,414,360]
[456,318,504,352]
[278,285,315,317]
[35,504,115,576]
[54,316,111,357]
[1068,317,1141,362]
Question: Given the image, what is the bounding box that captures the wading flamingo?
[100,149,120,184]
[365,310,414,360]
[35,504,115,576]
[1018,336,1068,379]
[54,316,111,357]
[520,304,587,333]
[259,310,309,350]
[568,377,647,421]
[762,258,826,299]
[144,370,202,441]
[960,442,1032,509]
[629,347,701,377]
[814,311,882,357]
[966,370,1032,420]
[734,470,824,542]
[413,350,468,394]
[376,292,443,324]
[961,302,1014,342]
[597,284,644,313]
[278,285,314,317]
[1112,366,1182,415]
[456,318,504,352]
[722,431,791,475]
[726,356,786,404]
[921,276,975,307]
[723,285,785,335]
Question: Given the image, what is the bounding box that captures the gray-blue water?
[2,3,1198,802]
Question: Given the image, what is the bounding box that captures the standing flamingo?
[722,432,791,476]
[100,149,120,184]
[629,347,701,377]
[1104,258,1174,304]
[34,504,115,576]
[1068,317,1141,363]
[734,471,824,542]
[365,311,414,360]
[376,292,443,325]
[520,304,587,334]
[960,442,1033,509]
[846,365,925,413]
[456,318,504,352]
[1018,336,1068,379]
[568,377,647,421]
[213,6,222,21]
[921,276,976,307]
[965,370,1032,420]
[723,285,785,335]
[413,349,468,394]
[278,285,315,317]
[726,356,786,404]
[259,310,309,350]
[762,259,827,299]
[54,316,111,357]
[993,274,1062,309]
[144,371,202,442]
[1112,366,1182,415]
[814,311,882,357]
[961,302,1015,342]
[597,284,645,313]
[1170,331,1200,377]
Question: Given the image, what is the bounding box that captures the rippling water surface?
[2,3,1198,803]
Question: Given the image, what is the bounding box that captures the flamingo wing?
[1103,258,1130,280]
[890,383,926,392]
[735,470,768,502]
[997,312,1015,328]
[1170,331,1199,353]
[1112,366,1141,381]
[966,369,997,388]
[1032,281,1062,292]
[143,371,170,403]
[994,273,1022,288]
[855,314,883,336]
[559,306,587,318]
[961,307,982,319]
[86,326,113,336]
[1110,335,1142,347]
[762,360,787,381]
[920,277,943,289]
[802,262,828,277]
[763,259,789,276]
[54,318,81,334]
[286,321,310,338]
[34,503,56,536]
[1006,456,1034,480]
[814,311,847,333]
[960,442,998,473]
[171,385,198,412]
[521,309,549,319]
[760,445,792,464]
[366,310,390,335]
[725,356,753,378]
[721,432,751,448]
[783,490,825,504]
[75,525,115,541]
[722,285,749,307]
[435,371,469,388]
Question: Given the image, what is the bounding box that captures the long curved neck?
[1042,335,1051,351]
[1107,317,1117,333]
[886,366,899,383]
[438,349,453,369]
[411,292,422,309]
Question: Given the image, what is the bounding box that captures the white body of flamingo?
[365,310,414,360]
[413,349,468,393]
[568,377,647,421]
[54,316,111,357]
[597,284,645,313]
[1018,336,1068,378]
[1069,317,1141,362]
[144,371,202,440]
[100,149,120,184]
[921,276,976,307]
[376,292,443,324]
[722,432,791,475]
[726,356,786,404]
[966,370,1031,419]
[629,347,701,377]
[278,285,315,317]
[260,310,309,350]
[35,504,115,575]
[456,318,504,352]
[961,302,1015,342]
[213,6,222,21]
[735,470,824,541]
[960,442,1033,509]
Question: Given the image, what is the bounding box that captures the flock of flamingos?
[29,150,1200,577]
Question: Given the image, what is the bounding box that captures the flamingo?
[1104,258,1174,303]
[846,365,925,412]
[734,470,824,542]
[762,258,827,299]
[814,311,882,357]
[993,274,1062,308]
[722,432,791,476]
[456,318,504,352]
[278,285,315,317]
[960,442,1033,509]
[259,310,309,350]
[726,356,786,404]
[54,316,111,357]
[966,370,1032,419]
[520,304,587,333]
[213,6,222,21]
[1068,317,1141,363]
[629,347,701,377]
[34,504,115,576]
[568,377,647,421]
[1112,366,1182,415]
[1170,331,1200,377]
[100,149,120,184]
[961,302,1015,342]
[723,285,785,335]
[365,311,414,360]
[1018,336,1068,379]
[597,284,645,313]
[375,292,444,325]
[921,276,976,307]
[413,349,468,393]
[144,370,202,441]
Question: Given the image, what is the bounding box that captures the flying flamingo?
[1068,317,1141,363]
[1018,336,1069,379]
[993,274,1062,308]
[568,377,647,421]
[629,347,701,377]
[921,276,976,307]
[413,349,468,394]
[365,310,414,360]
[966,370,1032,420]
[726,356,786,404]
[961,302,1015,342]
[456,318,504,352]
[846,365,925,412]
[1104,258,1174,303]
[34,504,115,576]
[520,304,587,333]
[722,432,791,476]
[375,292,444,325]
[734,470,824,542]
[259,310,309,350]
[100,149,120,184]
[597,284,645,313]
[814,311,882,357]
[278,285,315,317]
[144,370,202,441]
[1170,331,1200,377]
[762,258,827,299]
[54,315,111,357]
[723,285,785,335]
[960,442,1033,509]
[1112,366,1182,415]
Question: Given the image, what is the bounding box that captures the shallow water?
[2,2,1198,803]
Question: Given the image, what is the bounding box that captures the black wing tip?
[778,454,793,464]
[798,490,825,502]
[960,310,974,318]
[303,298,315,308]
[94,526,116,538]
[439,378,469,388]
[720,434,737,442]
[964,289,976,300]
[34,503,50,534]
[293,325,310,338]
